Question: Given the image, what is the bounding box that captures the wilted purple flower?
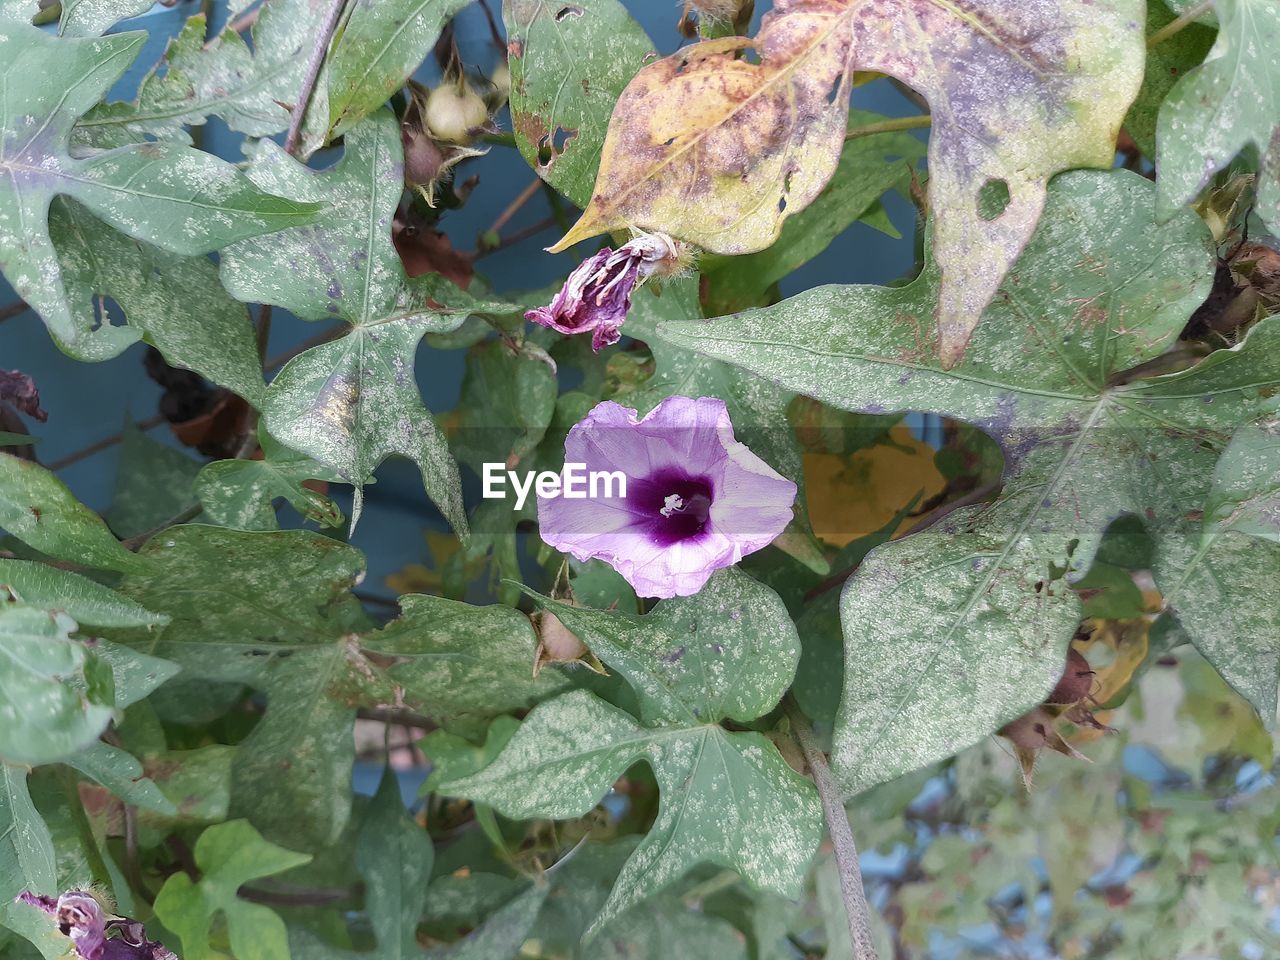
[0,368,48,422]
[525,232,680,351]
[16,891,176,960]
[537,396,795,598]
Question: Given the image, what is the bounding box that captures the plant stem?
[283,0,348,155]
[47,413,166,471]
[0,300,30,323]
[60,767,114,892]
[1147,0,1213,47]
[122,503,203,551]
[784,697,879,960]
[488,178,543,237]
[846,114,930,141]
[473,214,558,259]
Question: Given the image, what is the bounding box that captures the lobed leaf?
[1156,0,1280,234]
[220,111,470,532]
[153,819,311,960]
[661,170,1280,789]
[551,0,1144,366]
[46,198,265,399]
[73,0,329,149]
[442,569,821,933]
[440,690,821,936]
[327,0,471,138]
[112,525,565,848]
[503,0,656,208]
[0,22,320,354]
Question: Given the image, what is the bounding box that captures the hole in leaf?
[978,178,1011,221]
[778,196,787,213]
[537,127,575,168]
[91,295,125,332]
[554,5,583,21]
[826,71,844,104]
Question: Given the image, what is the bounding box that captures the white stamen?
[660,494,685,517]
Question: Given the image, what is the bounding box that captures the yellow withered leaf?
[549,2,855,255]
[552,0,1144,367]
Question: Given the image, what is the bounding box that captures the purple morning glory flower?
[537,396,796,598]
[525,233,680,351]
[16,891,177,960]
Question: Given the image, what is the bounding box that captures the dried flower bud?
[1045,647,1095,705]
[526,232,686,351]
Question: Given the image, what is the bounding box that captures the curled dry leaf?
[552,0,1144,366]
[0,369,47,423]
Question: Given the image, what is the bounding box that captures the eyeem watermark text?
[482,463,627,510]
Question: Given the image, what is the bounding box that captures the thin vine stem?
[0,300,29,323]
[121,503,204,551]
[1147,0,1214,48]
[784,696,879,960]
[283,0,349,155]
[845,114,931,141]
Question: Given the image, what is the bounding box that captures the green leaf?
[62,741,177,815]
[73,4,326,149]
[700,110,925,317]
[46,198,266,396]
[113,525,370,848]
[0,559,166,627]
[622,279,828,575]
[0,606,114,765]
[660,169,1280,790]
[113,525,564,847]
[450,337,558,474]
[362,595,570,732]
[0,22,320,353]
[0,765,62,959]
[442,569,820,933]
[0,0,154,37]
[504,0,655,208]
[1124,0,1215,158]
[91,639,181,709]
[104,424,202,540]
[532,567,800,726]
[421,883,548,960]
[153,819,311,960]
[0,453,145,572]
[529,837,750,959]
[0,433,37,447]
[220,111,469,532]
[290,767,433,959]
[1156,0,1280,234]
[195,430,344,532]
[64,0,153,35]
[1205,421,1280,542]
[327,0,471,137]
[420,716,520,794]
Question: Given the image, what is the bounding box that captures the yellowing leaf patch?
[554,0,1144,366]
